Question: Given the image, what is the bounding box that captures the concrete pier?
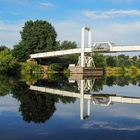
[69,74,102,81]
[69,67,104,76]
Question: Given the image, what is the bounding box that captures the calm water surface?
[1,75,140,140]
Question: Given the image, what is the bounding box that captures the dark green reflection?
[11,81,75,123]
[92,76,140,91]
[0,75,17,96]
[12,82,57,123]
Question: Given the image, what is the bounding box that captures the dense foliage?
[93,53,140,68]
[12,20,57,61]
[0,48,19,74]
[39,40,79,68]
[60,41,77,50]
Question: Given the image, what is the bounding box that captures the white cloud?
[53,20,140,46]
[0,21,23,48]
[39,2,54,8]
[93,21,140,45]
[53,20,82,45]
[83,10,140,20]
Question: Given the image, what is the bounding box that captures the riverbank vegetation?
[1,19,140,76]
[0,48,19,75]
[93,53,140,76]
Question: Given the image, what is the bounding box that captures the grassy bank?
[105,66,140,77]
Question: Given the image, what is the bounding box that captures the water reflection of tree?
[12,81,75,123]
[92,76,140,91]
[34,77,77,103]
[0,76,16,96]
[35,77,78,92]
[105,76,140,87]
[92,77,105,91]
[19,93,57,123]
[12,82,57,123]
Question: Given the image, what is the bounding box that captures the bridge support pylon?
[69,27,103,76]
[81,26,92,67]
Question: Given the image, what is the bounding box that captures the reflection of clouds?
[93,104,140,121]
[107,105,140,119]
[102,85,140,97]
[82,120,140,131]
[55,101,80,118]
[0,94,20,114]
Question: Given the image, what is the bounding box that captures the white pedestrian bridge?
[30,26,140,68]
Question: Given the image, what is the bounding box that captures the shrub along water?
[0,48,19,75]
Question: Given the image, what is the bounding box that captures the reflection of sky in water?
[1,83,140,139]
[0,94,19,115]
[101,85,140,97]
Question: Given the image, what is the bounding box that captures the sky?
[1,0,140,48]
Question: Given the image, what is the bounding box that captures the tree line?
[0,19,140,75]
[93,53,140,68]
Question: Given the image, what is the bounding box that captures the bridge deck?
[111,45,140,52]
[30,45,140,59]
[30,48,92,59]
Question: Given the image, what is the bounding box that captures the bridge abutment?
[69,67,104,76]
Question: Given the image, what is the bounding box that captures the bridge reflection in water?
[29,78,140,120]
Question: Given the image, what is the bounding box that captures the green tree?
[132,56,137,61]
[117,55,131,67]
[59,41,78,67]
[12,20,57,61]
[0,48,19,74]
[12,42,28,61]
[0,45,8,52]
[106,56,117,67]
[60,41,77,50]
[93,53,106,68]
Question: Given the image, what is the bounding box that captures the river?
[0,75,140,140]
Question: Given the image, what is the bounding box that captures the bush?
[0,48,19,74]
[21,62,41,74]
[50,63,63,71]
[129,66,138,74]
